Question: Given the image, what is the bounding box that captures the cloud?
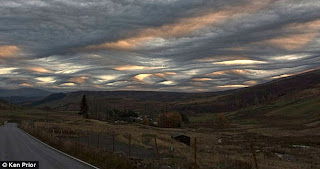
[261,19,320,50]
[36,77,56,84]
[61,82,76,86]
[27,67,51,73]
[69,76,88,84]
[84,0,276,51]
[243,80,258,86]
[0,45,20,58]
[270,54,310,61]
[217,84,248,88]
[0,0,319,92]
[213,60,268,65]
[0,67,17,74]
[159,80,175,85]
[134,74,152,81]
[19,83,33,87]
[114,65,160,71]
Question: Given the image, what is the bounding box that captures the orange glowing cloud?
[270,74,292,79]
[133,72,176,82]
[61,83,76,86]
[19,83,33,87]
[269,68,318,79]
[85,0,275,51]
[210,69,263,76]
[264,19,320,50]
[0,45,20,58]
[27,67,51,73]
[217,84,248,88]
[69,76,88,84]
[134,74,152,81]
[265,33,318,50]
[243,80,258,86]
[192,78,213,81]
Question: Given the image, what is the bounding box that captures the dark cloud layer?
[0,0,319,92]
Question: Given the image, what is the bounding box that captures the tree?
[181,113,190,124]
[79,95,89,118]
[142,117,150,125]
[159,111,182,128]
[215,113,230,127]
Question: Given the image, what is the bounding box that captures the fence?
[23,122,272,169]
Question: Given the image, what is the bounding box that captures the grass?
[189,113,217,123]
[266,97,320,118]
[2,97,320,169]
[20,123,135,169]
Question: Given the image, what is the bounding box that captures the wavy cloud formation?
[0,0,319,92]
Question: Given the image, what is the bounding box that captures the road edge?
[19,127,99,169]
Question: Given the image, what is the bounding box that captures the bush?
[216,113,230,127]
[159,111,182,128]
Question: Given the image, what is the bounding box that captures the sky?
[0,0,319,92]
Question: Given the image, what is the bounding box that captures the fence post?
[194,137,197,168]
[112,134,115,152]
[154,136,159,158]
[87,132,90,147]
[129,134,131,158]
[97,133,100,149]
[250,142,259,169]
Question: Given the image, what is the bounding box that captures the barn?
[171,133,190,146]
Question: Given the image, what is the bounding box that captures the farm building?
[171,133,190,146]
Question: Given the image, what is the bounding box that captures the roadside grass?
[20,123,135,169]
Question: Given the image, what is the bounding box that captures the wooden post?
[250,142,259,169]
[87,132,90,147]
[97,133,100,148]
[112,134,115,152]
[194,137,197,168]
[154,136,159,158]
[129,134,131,157]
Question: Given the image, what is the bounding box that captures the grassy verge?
[20,124,135,169]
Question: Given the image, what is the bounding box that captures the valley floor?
[1,108,319,169]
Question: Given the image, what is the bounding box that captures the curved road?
[0,123,96,169]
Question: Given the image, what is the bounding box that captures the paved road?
[0,123,96,169]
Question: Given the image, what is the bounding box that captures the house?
[171,133,190,146]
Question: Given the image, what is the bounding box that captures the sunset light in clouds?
[0,0,319,92]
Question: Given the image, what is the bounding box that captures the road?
[0,123,96,169]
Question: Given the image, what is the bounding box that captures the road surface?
[0,123,96,169]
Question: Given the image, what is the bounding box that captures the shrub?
[159,111,182,128]
[216,113,230,127]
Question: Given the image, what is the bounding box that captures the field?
[1,96,320,169]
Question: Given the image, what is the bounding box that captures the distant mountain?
[31,93,67,106]
[0,88,53,97]
[1,96,41,104]
[30,69,320,114]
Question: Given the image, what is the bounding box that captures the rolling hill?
[0,88,53,97]
[0,88,53,104]
[29,69,320,115]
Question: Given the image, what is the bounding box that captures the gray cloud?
[0,0,319,92]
